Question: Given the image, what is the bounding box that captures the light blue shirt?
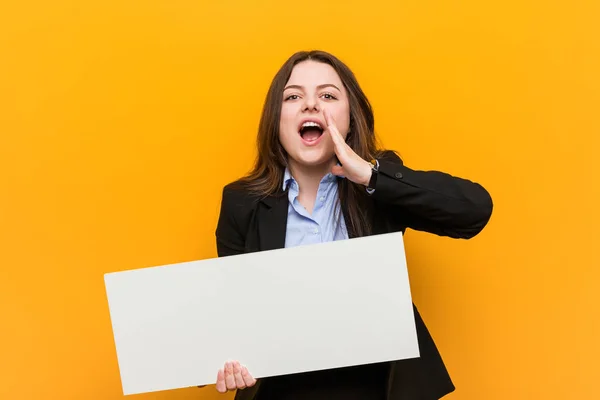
[283,168,349,248]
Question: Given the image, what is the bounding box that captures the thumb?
[216,369,226,393]
[331,165,345,176]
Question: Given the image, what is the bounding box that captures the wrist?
[360,161,372,186]
[365,159,379,190]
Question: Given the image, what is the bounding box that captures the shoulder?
[219,179,262,214]
[215,179,262,241]
[376,149,404,163]
[375,149,406,171]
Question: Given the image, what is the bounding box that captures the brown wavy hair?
[239,50,385,237]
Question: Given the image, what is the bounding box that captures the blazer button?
[395,172,403,179]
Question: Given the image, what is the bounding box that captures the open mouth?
[299,120,324,143]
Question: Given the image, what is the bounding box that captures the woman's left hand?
[323,108,372,186]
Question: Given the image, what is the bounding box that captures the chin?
[289,150,334,168]
[281,133,336,169]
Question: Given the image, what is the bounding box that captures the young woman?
[210,50,493,400]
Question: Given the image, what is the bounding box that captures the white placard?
[104,232,419,395]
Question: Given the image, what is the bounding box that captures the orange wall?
[1,1,598,399]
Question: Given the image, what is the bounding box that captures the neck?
[287,158,336,195]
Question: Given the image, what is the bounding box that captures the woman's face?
[279,60,351,169]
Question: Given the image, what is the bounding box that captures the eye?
[284,94,300,101]
[321,92,337,100]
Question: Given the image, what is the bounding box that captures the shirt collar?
[283,167,294,191]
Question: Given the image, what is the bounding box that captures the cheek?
[278,108,296,148]
[279,106,295,130]
[332,106,351,135]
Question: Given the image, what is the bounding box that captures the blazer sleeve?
[215,185,247,257]
[371,151,493,239]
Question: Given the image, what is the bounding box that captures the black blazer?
[215,150,493,400]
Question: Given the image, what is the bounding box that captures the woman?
[210,50,493,399]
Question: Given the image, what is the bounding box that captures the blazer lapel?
[257,192,289,251]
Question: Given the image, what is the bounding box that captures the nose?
[302,94,320,112]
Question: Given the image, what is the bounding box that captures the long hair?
[238,50,385,237]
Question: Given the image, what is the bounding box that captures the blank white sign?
[104,232,419,395]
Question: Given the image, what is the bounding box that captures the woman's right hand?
[215,360,256,393]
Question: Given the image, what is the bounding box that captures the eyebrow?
[283,83,341,92]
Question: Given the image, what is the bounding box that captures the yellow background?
[1,1,598,399]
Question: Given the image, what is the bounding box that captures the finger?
[323,108,344,145]
[241,365,257,387]
[323,109,349,165]
[331,165,344,176]
[225,361,236,390]
[233,361,246,389]
[323,107,334,128]
[216,369,226,393]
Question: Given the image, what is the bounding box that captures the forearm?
[371,153,493,238]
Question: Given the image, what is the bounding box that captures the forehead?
[285,60,344,89]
